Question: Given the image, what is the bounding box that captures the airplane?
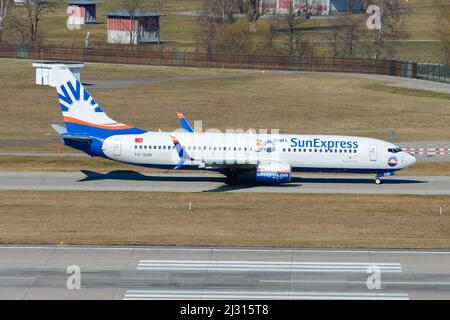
[50,65,416,185]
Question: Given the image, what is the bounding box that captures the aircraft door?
[369,144,377,161]
[113,139,121,156]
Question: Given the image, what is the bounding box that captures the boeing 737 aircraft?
[50,65,416,185]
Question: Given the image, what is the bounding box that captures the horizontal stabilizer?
[51,124,67,135]
[61,134,93,142]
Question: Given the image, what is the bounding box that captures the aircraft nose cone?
[407,153,416,166]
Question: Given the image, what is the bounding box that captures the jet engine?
[255,162,291,183]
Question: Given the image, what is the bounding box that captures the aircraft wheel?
[375,178,382,185]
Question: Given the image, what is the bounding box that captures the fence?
[0,42,418,78]
[402,148,450,156]
[417,63,450,84]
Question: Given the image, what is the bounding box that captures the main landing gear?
[374,176,382,185]
[225,171,238,185]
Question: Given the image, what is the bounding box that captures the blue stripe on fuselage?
[65,122,146,139]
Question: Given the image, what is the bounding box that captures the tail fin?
[52,64,145,138]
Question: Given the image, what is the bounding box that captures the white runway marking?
[123,290,409,300]
[137,260,403,273]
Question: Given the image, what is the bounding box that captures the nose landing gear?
[375,176,382,185]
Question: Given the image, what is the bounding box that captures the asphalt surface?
[0,171,449,195]
[1,245,450,300]
[325,72,450,94]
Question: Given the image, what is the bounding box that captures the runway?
[1,171,450,195]
[1,245,450,300]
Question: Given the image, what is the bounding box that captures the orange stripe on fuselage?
[63,116,133,130]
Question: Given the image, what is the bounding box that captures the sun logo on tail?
[58,80,103,114]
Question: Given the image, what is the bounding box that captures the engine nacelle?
[255,162,291,183]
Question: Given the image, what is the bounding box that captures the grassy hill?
[1,0,449,62]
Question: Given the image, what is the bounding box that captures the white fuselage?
[101,132,416,174]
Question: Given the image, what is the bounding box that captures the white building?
[32,62,84,87]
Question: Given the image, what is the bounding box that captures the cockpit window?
[388,147,403,153]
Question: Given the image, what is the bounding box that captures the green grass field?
[1,0,449,62]
[0,191,449,248]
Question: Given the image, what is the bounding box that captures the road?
[0,171,449,195]
[1,245,450,300]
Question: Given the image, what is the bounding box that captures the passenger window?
[139,145,142,149]
[134,145,137,149]
[283,148,286,152]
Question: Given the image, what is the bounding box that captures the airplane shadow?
[78,170,427,192]
[78,170,302,192]
[78,170,224,183]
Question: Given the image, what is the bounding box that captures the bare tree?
[434,0,450,63]
[10,0,54,43]
[367,0,406,59]
[204,0,237,25]
[197,15,218,53]
[0,0,10,42]
[326,15,345,57]
[342,14,365,57]
[258,9,278,55]
[246,0,268,32]
[278,0,302,56]
[123,0,143,45]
